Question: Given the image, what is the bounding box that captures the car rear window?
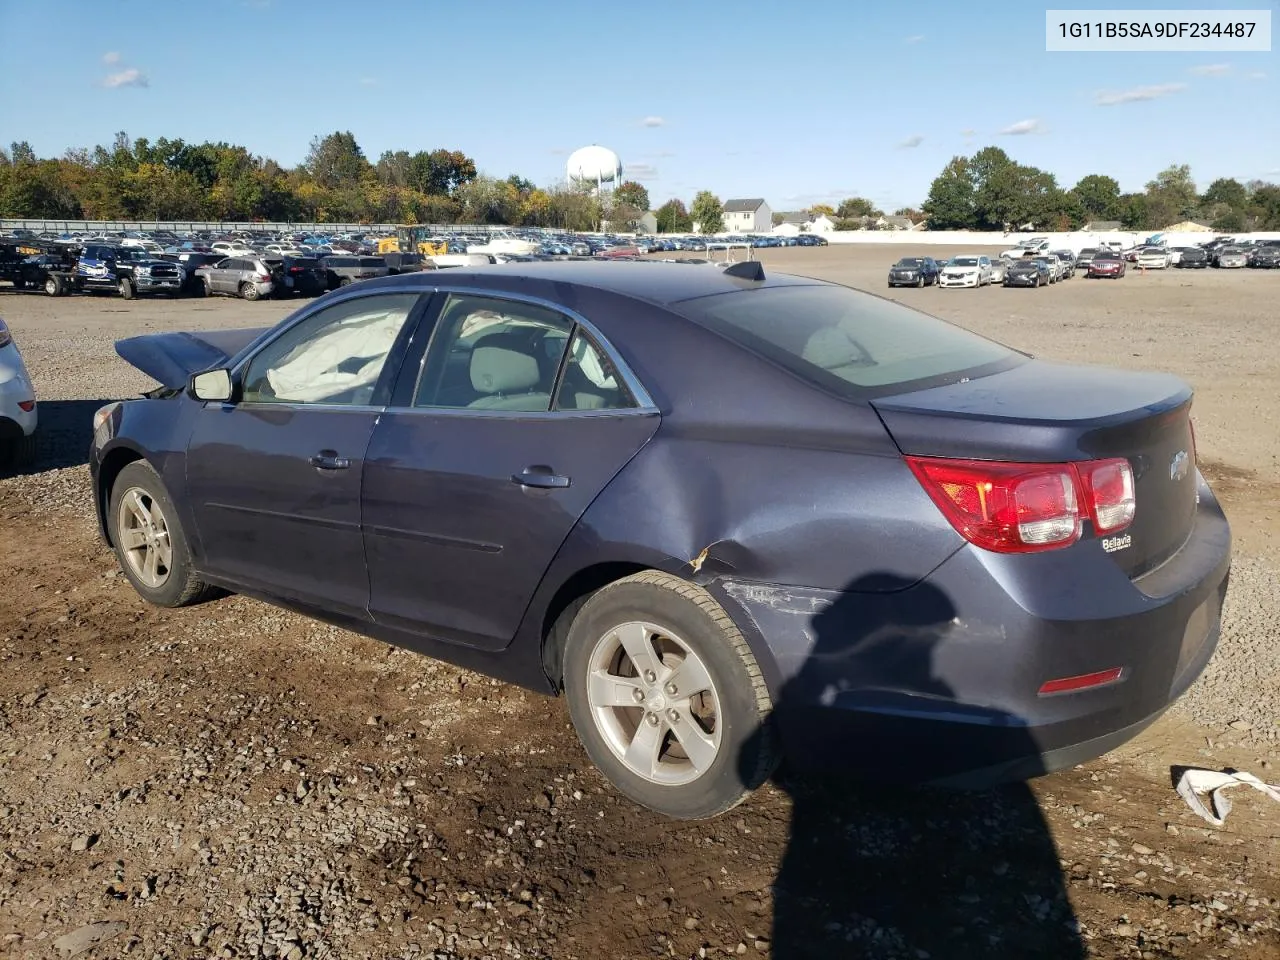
[678,284,1021,396]
[359,257,385,267]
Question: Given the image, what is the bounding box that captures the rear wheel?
[44,275,63,296]
[562,571,778,820]
[338,277,353,288]
[110,461,212,608]
[916,275,924,288]
[0,431,37,472]
[240,282,260,301]
[118,277,136,299]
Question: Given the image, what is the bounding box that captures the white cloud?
[640,116,665,127]
[905,35,924,43]
[624,162,659,181]
[960,128,976,138]
[100,68,149,89]
[1248,71,1267,80]
[1189,63,1230,76]
[102,51,121,65]
[1095,83,1186,105]
[999,118,1044,135]
[897,134,924,149]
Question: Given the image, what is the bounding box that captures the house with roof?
[772,210,835,235]
[876,214,916,231]
[722,198,772,234]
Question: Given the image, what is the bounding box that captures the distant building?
[772,211,834,235]
[637,211,658,234]
[1162,220,1213,232]
[1083,220,1123,231]
[722,198,772,233]
[877,215,915,231]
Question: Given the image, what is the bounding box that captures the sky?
[0,0,1275,212]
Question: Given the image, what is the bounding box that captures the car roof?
[361,259,822,306]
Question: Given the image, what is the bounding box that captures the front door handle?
[511,465,571,489]
[310,451,351,470]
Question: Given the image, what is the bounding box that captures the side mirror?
[191,369,233,402]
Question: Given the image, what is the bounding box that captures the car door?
[183,291,425,616]
[362,291,660,651]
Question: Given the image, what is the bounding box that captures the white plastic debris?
[1175,768,1280,827]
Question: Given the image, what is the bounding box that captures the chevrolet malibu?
[89,261,1230,819]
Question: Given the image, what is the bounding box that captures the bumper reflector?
[1038,667,1125,696]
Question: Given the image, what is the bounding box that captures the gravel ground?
[0,250,1277,959]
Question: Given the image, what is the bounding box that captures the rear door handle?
[512,465,571,489]
[310,451,351,470]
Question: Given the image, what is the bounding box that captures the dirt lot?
[0,247,1277,960]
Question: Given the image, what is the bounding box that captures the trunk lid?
[872,359,1197,578]
[115,327,269,390]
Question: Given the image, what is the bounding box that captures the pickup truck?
[76,243,183,298]
[1000,236,1052,259]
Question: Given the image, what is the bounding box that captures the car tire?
[44,275,63,296]
[240,282,260,302]
[190,279,205,298]
[201,278,213,297]
[561,571,778,820]
[118,277,135,300]
[0,431,37,472]
[109,461,213,608]
[339,277,353,288]
[916,275,924,288]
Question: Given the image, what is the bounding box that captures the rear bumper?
[710,473,1230,787]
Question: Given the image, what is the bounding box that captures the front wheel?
[562,571,778,820]
[110,461,213,608]
[0,432,37,472]
[118,277,135,299]
[916,275,924,288]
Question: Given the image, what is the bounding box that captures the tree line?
[918,146,1280,232]
[0,131,654,231]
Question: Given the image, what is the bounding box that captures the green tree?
[1142,164,1198,228]
[1246,183,1280,229]
[454,175,520,224]
[1118,192,1148,230]
[305,131,368,189]
[1211,208,1246,232]
[808,203,836,217]
[408,149,477,196]
[506,174,536,194]
[1200,177,1247,212]
[613,180,650,212]
[837,197,877,219]
[375,150,413,188]
[655,198,692,233]
[690,190,723,233]
[922,156,976,229]
[1070,174,1121,221]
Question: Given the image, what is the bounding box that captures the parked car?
[1215,247,1249,269]
[1087,255,1127,279]
[1033,255,1064,282]
[321,255,392,290]
[211,241,256,259]
[275,256,329,296]
[162,252,224,295]
[91,261,1229,819]
[1003,257,1051,287]
[1074,248,1100,271]
[0,317,37,469]
[194,257,276,300]
[1175,248,1208,269]
[1136,247,1172,270]
[77,244,184,298]
[1050,251,1077,278]
[985,258,1008,284]
[1000,236,1051,259]
[1248,245,1280,268]
[938,255,993,288]
[887,257,940,287]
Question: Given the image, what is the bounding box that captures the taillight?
[906,455,1135,554]
[1077,458,1135,533]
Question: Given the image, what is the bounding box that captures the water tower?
[567,145,623,193]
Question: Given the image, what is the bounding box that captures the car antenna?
[723,260,765,281]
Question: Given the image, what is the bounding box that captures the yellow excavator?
[385,226,448,257]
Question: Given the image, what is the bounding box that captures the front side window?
[241,293,419,406]
[414,294,573,412]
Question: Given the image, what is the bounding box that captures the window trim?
[400,286,658,418]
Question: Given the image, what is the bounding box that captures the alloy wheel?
[585,621,722,786]
[117,487,172,588]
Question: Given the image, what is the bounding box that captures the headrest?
[801,326,864,371]
[470,333,541,395]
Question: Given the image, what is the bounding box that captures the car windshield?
[948,257,979,266]
[678,284,1020,395]
[114,248,146,261]
[893,258,922,267]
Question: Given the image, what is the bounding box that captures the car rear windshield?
[678,284,1021,396]
[893,258,922,267]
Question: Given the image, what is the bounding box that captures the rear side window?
[678,285,1020,395]
[359,257,384,267]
